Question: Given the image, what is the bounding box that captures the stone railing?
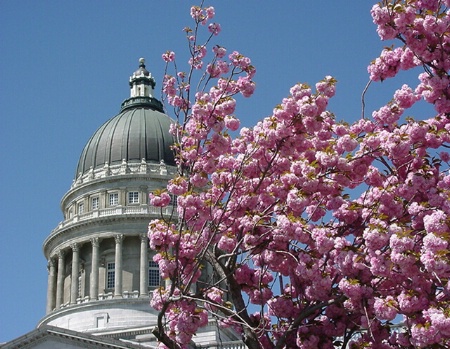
[72,159,176,189]
[52,205,176,234]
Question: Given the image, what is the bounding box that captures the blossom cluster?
[369,1,450,114]
[149,2,450,349]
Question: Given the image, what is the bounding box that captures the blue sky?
[0,1,432,343]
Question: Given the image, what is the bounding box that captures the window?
[78,202,84,214]
[106,262,115,289]
[95,312,108,328]
[109,193,119,206]
[128,191,139,204]
[92,197,99,210]
[148,261,160,287]
[170,194,178,207]
[78,272,82,299]
[96,316,106,328]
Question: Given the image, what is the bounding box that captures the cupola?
[129,57,155,98]
[75,59,176,178]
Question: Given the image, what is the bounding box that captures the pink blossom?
[236,75,255,97]
[336,134,358,154]
[423,210,449,234]
[205,6,215,19]
[394,84,419,109]
[374,296,398,321]
[208,22,221,35]
[190,6,203,21]
[224,115,240,131]
[149,192,171,207]
[162,51,175,63]
[168,176,188,195]
[212,45,226,58]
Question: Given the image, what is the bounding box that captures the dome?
[76,101,176,177]
[134,65,150,77]
[75,59,175,177]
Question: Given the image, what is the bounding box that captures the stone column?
[46,258,57,313]
[140,234,149,297]
[70,243,80,304]
[114,234,124,297]
[90,237,100,300]
[55,250,65,308]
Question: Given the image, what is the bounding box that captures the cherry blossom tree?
[148,1,450,348]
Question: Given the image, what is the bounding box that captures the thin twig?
[361,80,372,120]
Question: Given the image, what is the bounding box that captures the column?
[140,234,149,297]
[114,234,124,297]
[70,243,80,304]
[55,250,65,308]
[90,237,100,300]
[46,258,57,313]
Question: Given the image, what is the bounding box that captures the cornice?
[43,212,167,258]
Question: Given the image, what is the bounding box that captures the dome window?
[128,191,139,204]
[91,197,99,210]
[109,193,119,206]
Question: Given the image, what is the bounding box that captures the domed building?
[1,59,243,349]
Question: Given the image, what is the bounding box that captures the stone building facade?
[1,59,244,349]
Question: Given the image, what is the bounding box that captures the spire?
[129,58,155,98]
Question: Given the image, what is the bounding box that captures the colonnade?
[46,234,151,314]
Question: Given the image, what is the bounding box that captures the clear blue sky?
[0,1,430,343]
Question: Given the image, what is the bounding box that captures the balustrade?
[50,205,176,236]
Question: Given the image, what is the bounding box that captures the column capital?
[140,233,148,242]
[47,258,56,272]
[91,237,100,247]
[57,250,65,259]
[114,234,124,244]
[70,243,79,252]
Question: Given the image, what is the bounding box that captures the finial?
[139,58,145,67]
